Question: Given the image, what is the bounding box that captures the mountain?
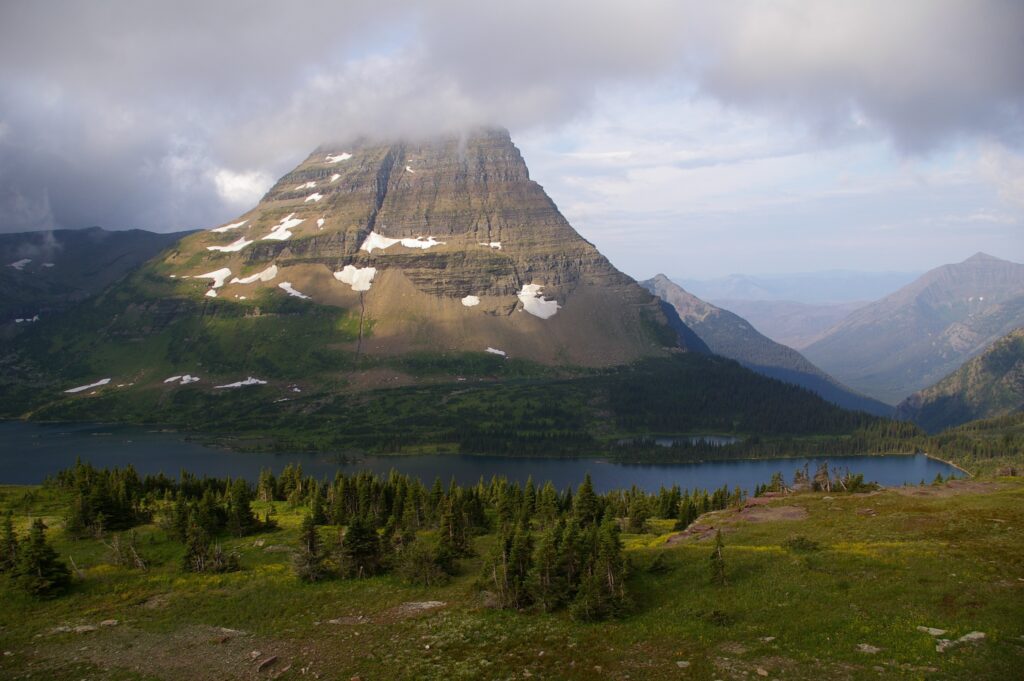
[707,299,866,350]
[675,270,919,305]
[0,128,877,452]
[896,328,1024,432]
[1,227,191,326]
[803,253,1024,405]
[153,128,702,366]
[642,275,891,416]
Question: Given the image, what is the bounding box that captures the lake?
[0,421,962,493]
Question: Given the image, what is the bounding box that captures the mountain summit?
[160,128,694,365]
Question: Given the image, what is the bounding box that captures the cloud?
[0,0,1021,232]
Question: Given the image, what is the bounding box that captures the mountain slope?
[1,227,191,325]
[709,298,865,349]
[642,275,891,415]
[896,328,1024,432]
[803,253,1024,404]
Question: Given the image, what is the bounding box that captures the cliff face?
[158,128,690,366]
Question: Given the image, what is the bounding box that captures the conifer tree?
[294,514,328,582]
[339,516,382,578]
[0,511,19,573]
[528,519,566,611]
[573,473,600,527]
[535,482,559,528]
[225,479,258,537]
[14,519,70,597]
[182,513,211,573]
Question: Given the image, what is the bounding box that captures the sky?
[0,0,1021,279]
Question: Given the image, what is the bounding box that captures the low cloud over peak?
[0,0,1021,235]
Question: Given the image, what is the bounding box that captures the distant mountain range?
[1,227,192,326]
[707,299,867,350]
[642,275,892,416]
[803,253,1024,405]
[897,328,1024,432]
[675,270,920,305]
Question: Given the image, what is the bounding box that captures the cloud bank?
[0,0,1021,232]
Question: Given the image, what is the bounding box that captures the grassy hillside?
[1,476,1021,680]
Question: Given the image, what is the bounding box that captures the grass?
[1,479,1022,679]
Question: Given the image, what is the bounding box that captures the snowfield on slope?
[195,268,232,298]
[230,264,278,285]
[214,377,267,389]
[262,214,304,241]
[359,231,445,253]
[65,378,111,393]
[210,220,247,233]
[164,375,200,385]
[334,265,376,291]
[518,283,560,319]
[278,282,311,299]
[207,237,252,253]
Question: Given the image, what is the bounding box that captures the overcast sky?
[1,0,1021,278]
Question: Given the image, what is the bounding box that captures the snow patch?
[14,314,39,323]
[262,213,305,241]
[304,192,323,203]
[298,181,317,190]
[326,153,352,163]
[479,242,502,250]
[405,165,415,173]
[43,263,55,268]
[230,264,277,284]
[164,374,200,385]
[359,231,445,253]
[65,378,111,394]
[196,267,232,289]
[485,347,506,357]
[278,282,310,299]
[317,218,325,229]
[9,259,31,270]
[330,173,340,182]
[214,377,267,389]
[461,295,480,307]
[518,283,560,319]
[210,220,247,233]
[334,265,376,292]
[196,267,232,298]
[207,236,253,253]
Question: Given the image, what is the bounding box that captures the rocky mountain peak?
[155,129,696,366]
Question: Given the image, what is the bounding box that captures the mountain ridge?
[642,274,892,416]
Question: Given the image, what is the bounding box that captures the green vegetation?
[1,464,1022,679]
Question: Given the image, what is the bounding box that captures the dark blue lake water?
[0,421,961,493]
